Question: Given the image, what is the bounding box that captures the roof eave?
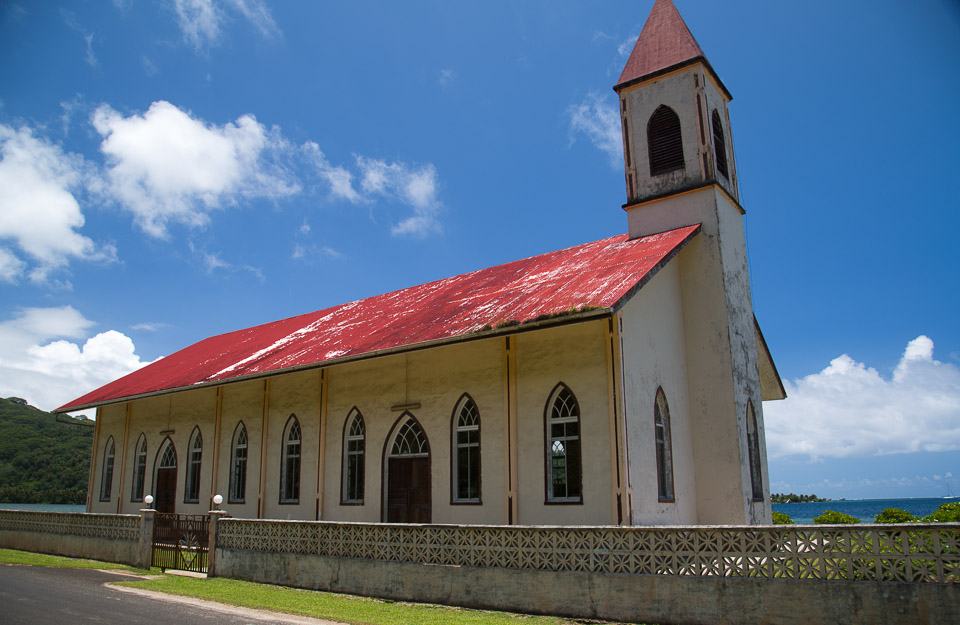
[54,307,615,414]
[613,56,732,101]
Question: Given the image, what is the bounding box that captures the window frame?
[99,436,115,502]
[279,414,301,504]
[544,383,583,505]
[711,109,729,179]
[340,408,365,505]
[746,401,764,502]
[130,433,147,502]
[654,387,675,502]
[184,426,202,503]
[450,393,482,505]
[229,421,248,504]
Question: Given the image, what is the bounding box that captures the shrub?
[772,511,794,525]
[874,508,917,524]
[813,510,860,524]
[924,501,960,523]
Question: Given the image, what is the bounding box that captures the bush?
[874,508,917,524]
[924,501,960,523]
[772,511,794,525]
[813,510,860,524]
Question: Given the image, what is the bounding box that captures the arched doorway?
[153,438,178,513]
[383,414,431,523]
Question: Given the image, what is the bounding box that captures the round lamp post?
[213,494,223,510]
[143,494,154,507]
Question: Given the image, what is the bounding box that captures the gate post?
[138,508,156,570]
[206,510,228,577]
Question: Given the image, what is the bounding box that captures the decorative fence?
[217,520,960,584]
[0,510,139,542]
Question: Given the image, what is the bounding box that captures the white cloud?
[303,142,361,203]
[438,69,457,87]
[0,307,150,412]
[202,251,264,281]
[94,100,299,237]
[130,322,166,332]
[0,124,115,283]
[568,92,623,168]
[173,0,279,50]
[357,156,441,237]
[764,336,960,460]
[60,9,98,68]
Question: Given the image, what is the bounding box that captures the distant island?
[770,492,829,504]
[0,397,93,504]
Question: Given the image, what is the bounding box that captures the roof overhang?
[755,316,787,401]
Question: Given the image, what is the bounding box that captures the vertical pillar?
[502,336,519,524]
[210,387,224,509]
[257,379,271,518]
[316,368,328,520]
[206,509,228,577]
[87,407,102,512]
[117,403,132,514]
[138,507,156,570]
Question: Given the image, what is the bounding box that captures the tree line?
[0,397,92,504]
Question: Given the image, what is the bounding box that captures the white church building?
[60,0,785,527]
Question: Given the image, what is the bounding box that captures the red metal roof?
[615,0,706,91]
[57,225,700,412]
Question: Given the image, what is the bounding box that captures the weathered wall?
[214,547,958,625]
[0,511,140,567]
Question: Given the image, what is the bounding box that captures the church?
[60,0,785,527]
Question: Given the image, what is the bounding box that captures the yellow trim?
[613,314,632,524]
[116,403,131,514]
[605,321,622,524]
[257,379,271,518]
[210,387,223,508]
[316,368,328,520]
[502,336,519,524]
[87,407,101,511]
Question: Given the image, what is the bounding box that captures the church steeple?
[615,0,739,217]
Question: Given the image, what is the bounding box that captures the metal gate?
[152,513,209,573]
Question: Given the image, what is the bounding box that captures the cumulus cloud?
[0,307,150,412]
[568,92,623,168]
[0,124,115,283]
[94,100,299,237]
[173,0,279,50]
[764,336,960,460]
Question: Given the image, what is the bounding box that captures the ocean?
[772,497,952,525]
[0,503,87,513]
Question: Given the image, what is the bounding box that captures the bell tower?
[614,0,776,525]
[615,0,740,236]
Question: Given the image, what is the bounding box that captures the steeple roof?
[615,0,729,98]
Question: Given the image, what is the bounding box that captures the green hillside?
[0,397,93,504]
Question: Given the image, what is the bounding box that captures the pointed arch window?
[229,422,248,503]
[648,105,684,175]
[184,427,202,503]
[654,388,675,501]
[280,415,301,503]
[341,409,365,504]
[712,109,728,179]
[747,401,764,501]
[99,436,115,502]
[391,417,429,457]
[130,434,147,502]
[545,384,582,503]
[452,395,481,503]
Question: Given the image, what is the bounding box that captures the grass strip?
[116,574,609,625]
[0,548,149,573]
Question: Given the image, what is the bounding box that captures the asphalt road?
[0,565,341,625]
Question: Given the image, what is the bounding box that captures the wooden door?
[387,457,431,523]
[155,468,177,513]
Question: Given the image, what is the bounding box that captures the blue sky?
[1,0,958,501]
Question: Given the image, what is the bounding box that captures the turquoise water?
[772,497,952,524]
[0,503,86,513]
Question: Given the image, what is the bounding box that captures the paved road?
[0,565,341,625]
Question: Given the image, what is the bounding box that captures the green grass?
[1,549,647,625]
[0,548,149,573]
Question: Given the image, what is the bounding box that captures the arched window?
[647,105,684,176]
[154,438,178,513]
[280,415,301,503]
[712,109,728,179]
[545,383,582,503]
[452,394,481,503]
[131,434,147,502]
[385,414,431,523]
[229,422,248,503]
[341,409,365,504]
[391,417,429,457]
[99,436,115,501]
[746,401,763,501]
[654,388,675,501]
[184,427,202,503]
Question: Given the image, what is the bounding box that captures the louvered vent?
[712,110,728,179]
[647,106,684,176]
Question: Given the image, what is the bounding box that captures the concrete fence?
[2,509,958,625]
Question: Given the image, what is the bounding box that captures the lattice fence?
[218,521,960,583]
[0,510,139,542]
